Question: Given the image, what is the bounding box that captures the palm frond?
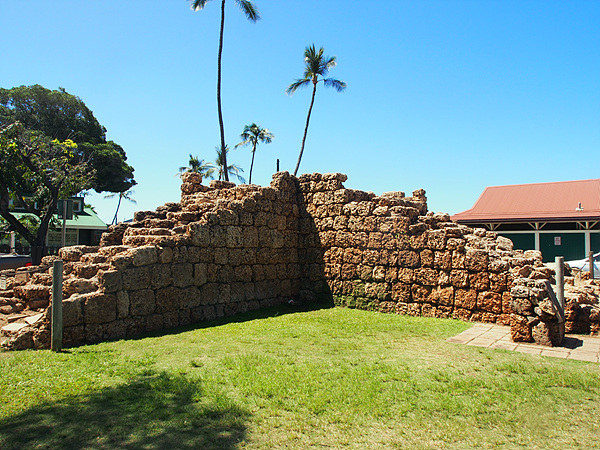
[189,0,211,11]
[286,78,311,95]
[177,154,216,178]
[260,130,274,144]
[323,78,347,92]
[235,137,252,149]
[236,0,260,22]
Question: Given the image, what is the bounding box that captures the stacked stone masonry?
[1,172,598,350]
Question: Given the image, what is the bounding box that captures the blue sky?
[2,0,599,224]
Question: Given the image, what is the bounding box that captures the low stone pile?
[564,279,600,335]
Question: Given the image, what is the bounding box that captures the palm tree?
[189,0,260,181]
[216,145,245,183]
[286,45,346,177]
[177,154,216,180]
[234,123,274,184]
[104,189,136,225]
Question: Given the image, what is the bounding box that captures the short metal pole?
[589,251,595,279]
[555,256,564,313]
[51,259,63,352]
[276,158,280,172]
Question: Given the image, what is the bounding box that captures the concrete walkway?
[447,324,600,363]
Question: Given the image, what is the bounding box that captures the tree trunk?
[217,0,229,181]
[30,245,47,266]
[294,83,317,177]
[112,195,122,225]
[249,143,256,184]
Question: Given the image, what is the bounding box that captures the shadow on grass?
[0,370,249,450]
[130,298,336,343]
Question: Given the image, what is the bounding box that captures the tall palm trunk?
[217,0,229,180]
[294,83,317,177]
[112,195,122,225]
[249,143,257,184]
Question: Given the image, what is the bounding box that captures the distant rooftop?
[10,207,108,230]
[452,179,600,223]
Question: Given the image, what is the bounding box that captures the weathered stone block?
[14,285,50,301]
[129,245,158,267]
[74,263,101,279]
[111,254,133,270]
[510,296,534,315]
[420,249,434,267]
[397,251,420,268]
[415,268,438,286]
[150,264,173,289]
[427,229,447,250]
[469,272,490,291]
[98,270,122,293]
[172,263,194,288]
[431,286,454,306]
[455,289,477,310]
[452,308,472,322]
[116,290,129,319]
[452,251,466,269]
[62,296,83,327]
[477,291,502,314]
[59,247,83,262]
[488,258,509,273]
[532,321,564,346]
[447,238,465,252]
[226,226,243,248]
[63,325,85,347]
[465,249,488,272]
[216,265,234,283]
[396,267,414,283]
[122,266,151,291]
[372,266,386,282]
[180,286,202,309]
[155,286,180,313]
[411,285,432,303]
[129,289,155,316]
[63,278,98,298]
[83,293,117,324]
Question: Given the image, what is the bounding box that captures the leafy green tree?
[286,45,346,176]
[0,85,135,193]
[0,85,136,263]
[189,0,260,181]
[0,123,90,263]
[235,123,273,184]
[215,145,245,183]
[177,154,216,180]
[104,189,137,226]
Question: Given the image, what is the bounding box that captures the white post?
[555,256,564,313]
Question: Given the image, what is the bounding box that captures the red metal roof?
[452,179,600,223]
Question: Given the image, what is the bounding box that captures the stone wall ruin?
[1,172,598,350]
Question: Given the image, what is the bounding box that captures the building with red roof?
[452,179,600,262]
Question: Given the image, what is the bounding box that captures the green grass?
[1,304,599,449]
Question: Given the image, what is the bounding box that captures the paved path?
[447,324,600,363]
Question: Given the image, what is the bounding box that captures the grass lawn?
[1,304,599,449]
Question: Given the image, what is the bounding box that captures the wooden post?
[51,259,63,352]
[276,158,280,172]
[589,251,595,279]
[555,256,564,313]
